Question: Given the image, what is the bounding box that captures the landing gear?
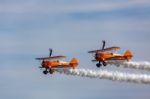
[49,69,54,74]
[43,70,48,75]
[96,61,107,67]
[96,63,102,68]
[42,68,54,75]
[102,61,107,66]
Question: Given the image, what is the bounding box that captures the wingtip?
[35,58,41,60]
[88,51,91,53]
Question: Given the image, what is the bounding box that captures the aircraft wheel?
[96,63,101,68]
[103,62,107,66]
[43,70,48,75]
[49,69,54,74]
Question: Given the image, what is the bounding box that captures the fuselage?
[95,52,127,62]
[41,60,78,69]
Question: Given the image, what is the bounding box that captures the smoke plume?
[108,61,150,71]
[55,68,150,84]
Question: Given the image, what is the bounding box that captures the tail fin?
[70,58,78,68]
[124,50,133,61]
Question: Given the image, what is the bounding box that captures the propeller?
[102,40,106,50]
[49,48,52,57]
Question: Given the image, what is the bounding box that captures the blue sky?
[0,0,150,99]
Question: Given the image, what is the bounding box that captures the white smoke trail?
[108,61,150,71]
[55,68,150,84]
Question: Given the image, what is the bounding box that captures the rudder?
[124,50,133,60]
[70,58,78,67]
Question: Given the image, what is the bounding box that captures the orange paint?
[95,50,132,62]
[36,49,78,74]
[88,41,133,67]
[41,58,78,69]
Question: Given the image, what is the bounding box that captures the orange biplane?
[88,41,133,67]
[36,49,78,74]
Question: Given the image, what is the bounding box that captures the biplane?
[36,49,78,74]
[88,40,133,67]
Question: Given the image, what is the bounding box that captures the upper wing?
[102,47,120,52]
[35,55,66,60]
[88,47,120,53]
